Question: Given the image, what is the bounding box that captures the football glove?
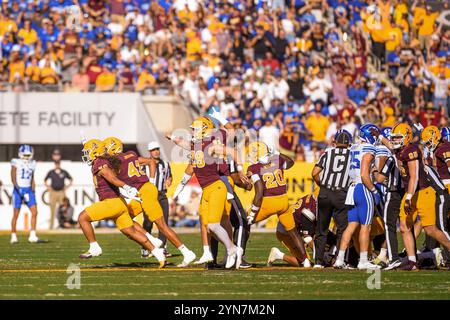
[208,106,229,126]
[120,185,141,202]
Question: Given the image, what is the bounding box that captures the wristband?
[237,164,243,172]
[251,204,260,212]
[169,134,176,141]
[405,193,413,200]
[149,178,155,184]
[181,173,192,185]
[370,188,377,193]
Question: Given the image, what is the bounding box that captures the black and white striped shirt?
[424,164,447,195]
[380,156,404,192]
[147,159,172,193]
[316,147,351,190]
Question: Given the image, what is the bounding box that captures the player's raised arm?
[166,132,191,150]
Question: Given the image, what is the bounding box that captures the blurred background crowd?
[0,0,449,163]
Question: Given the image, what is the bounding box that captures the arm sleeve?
[316,152,327,169]
[65,170,73,180]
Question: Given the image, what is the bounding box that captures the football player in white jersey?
[371,127,392,266]
[334,124,381,270]
[10,145,40,243]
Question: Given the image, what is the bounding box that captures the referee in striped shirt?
[375,149,404,270]
[311,130,352,268]
[144,141,172,254]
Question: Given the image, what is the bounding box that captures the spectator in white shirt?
[307,70,332,104]
[259,119,280,150]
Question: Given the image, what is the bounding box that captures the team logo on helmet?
[103,137,123,156]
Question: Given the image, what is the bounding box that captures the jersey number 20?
[263,169,286,189]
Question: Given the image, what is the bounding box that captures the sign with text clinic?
[0,92,139,143]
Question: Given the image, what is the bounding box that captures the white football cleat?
[28,235,40,243]
[357,261,381,270]
[177,250,196,268]
[434,248,444,267]
[333,260,345,269]
[303,258,311,268]
[313,264,324,269]
[193,252,214,265]
[235,247,244,269]
[10,234,18,244]
[151,248,166,268]
[225,247,238,269]
[79,248,102,259]
[267,247,282,266]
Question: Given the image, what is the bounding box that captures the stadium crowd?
[0,0,449,159]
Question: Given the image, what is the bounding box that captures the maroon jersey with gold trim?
[91,158,120,201]
[395,143,430,190]
[434,141,450,181]
[190,136,223,189]
[115,151,149,190]
[215,129,231,176]
[247,155,287,197]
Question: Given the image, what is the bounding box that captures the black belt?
[323,185,347,192]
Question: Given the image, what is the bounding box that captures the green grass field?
[0,232,449,300]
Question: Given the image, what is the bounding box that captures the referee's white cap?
[147,141,160,150]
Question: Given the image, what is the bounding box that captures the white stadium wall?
[0,161,95,231]
[0,92,139,144]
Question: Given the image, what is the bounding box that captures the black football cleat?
[398,260,418,271]
[239,260,253,269]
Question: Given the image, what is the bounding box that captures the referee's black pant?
[382,190,404,262]
[211,191,250,263]
[143,192,169,246]
[314,187,348,266]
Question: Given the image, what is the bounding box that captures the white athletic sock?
[30,230,36,238]
[177,244,190,256]
[360,251,368,264]
[203,245,210,255]
[275,249,284,260]
[408,256,417,262]
[145,232,156,241]
[89,241,101,252]
[207,223,234,251]
[11,232,17,238]
[433,248,441,255]
[336,250,345,263]
[378,248,387,260]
